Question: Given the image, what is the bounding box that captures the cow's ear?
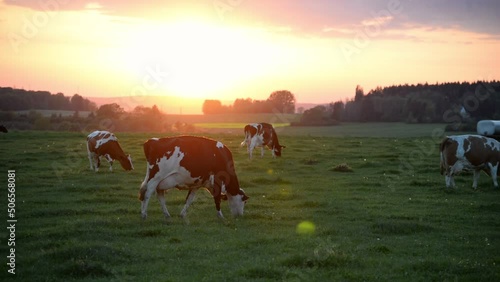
[281,145,286,149]
[242,195,249,202]
[221,194,228,201]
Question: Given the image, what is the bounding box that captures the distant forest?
[0,87,97,112]
[296,81,500,127]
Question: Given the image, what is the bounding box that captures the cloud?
[4,0,500,37]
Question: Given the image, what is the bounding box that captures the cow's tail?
[240,131,249,147]
[439,137,452,175]
[139,163,149,201]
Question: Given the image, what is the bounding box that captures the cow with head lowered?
[139,136,249,220]
[240,123,285,159]
[87,131,133,172]
[440,135,500,189]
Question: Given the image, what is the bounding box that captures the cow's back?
[144,136,238,185]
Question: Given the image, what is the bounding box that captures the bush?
[33,117,52,130]
[331,163,354,172]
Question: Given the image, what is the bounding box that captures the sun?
[119,18,281,99]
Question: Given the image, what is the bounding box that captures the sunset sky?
[1,0,499,113]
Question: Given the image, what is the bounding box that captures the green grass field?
[0,124,499,281]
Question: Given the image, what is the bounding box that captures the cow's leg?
[88,154,94,170]
[180,189,198,218]
[247,142,252,159]
[260,146,265,158]
[156,189,171,218]
[248,142,254,159]
[214,194,224,219]
[104,154,114,171]
[445,168,455,189]
[141,180,159,220]
[488,163,499,188]
[472,170,481,189]
[445,174,451,188]
[93,155,101,172]
[448,163,464,189]
[87,143,94,170]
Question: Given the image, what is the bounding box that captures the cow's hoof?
[217,211,224,219]
[180,211,187,218]
[141,214,147,220]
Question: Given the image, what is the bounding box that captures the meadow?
[0,124,499,281]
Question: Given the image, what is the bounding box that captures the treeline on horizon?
[200,81,500,128]
[0,87,97,112]
[0,81,499,132]
[296,81,500,128]
[202,90,296,114]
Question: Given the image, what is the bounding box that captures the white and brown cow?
[440,135,500,189]
[139,136,249,220]
[240,123,285,159]
[86,130,133,172]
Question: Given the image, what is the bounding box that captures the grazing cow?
[139,136,249,219]
[0,125,7,133]
[86,130,133,172]
[440,135,500,189]
[240,123,285,159]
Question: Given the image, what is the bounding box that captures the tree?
[331,101,344,121]
[202,100,223,114]
[298,105,337,125]
[355,85,364,103]
[267,90,296,113]
[49,93,70,110]
[233,98,254,113]
[96,103,125,119]
[71,94,85,111]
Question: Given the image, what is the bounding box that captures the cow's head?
[224,188,249,217]
[119,154,134,171]
[273,145,286,157]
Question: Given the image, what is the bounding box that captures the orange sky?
[1,1,499,113]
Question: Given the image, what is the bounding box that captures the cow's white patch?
[152,146,200,191]
[209,174,215,186]
[87,130,103,140]
[150,137,159,141]
[95,132,118,149]
[227,194,245,216]
[485,139,500,151]
[216,141,224,149]
[454,135,467,158]
[221,182,227,194]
